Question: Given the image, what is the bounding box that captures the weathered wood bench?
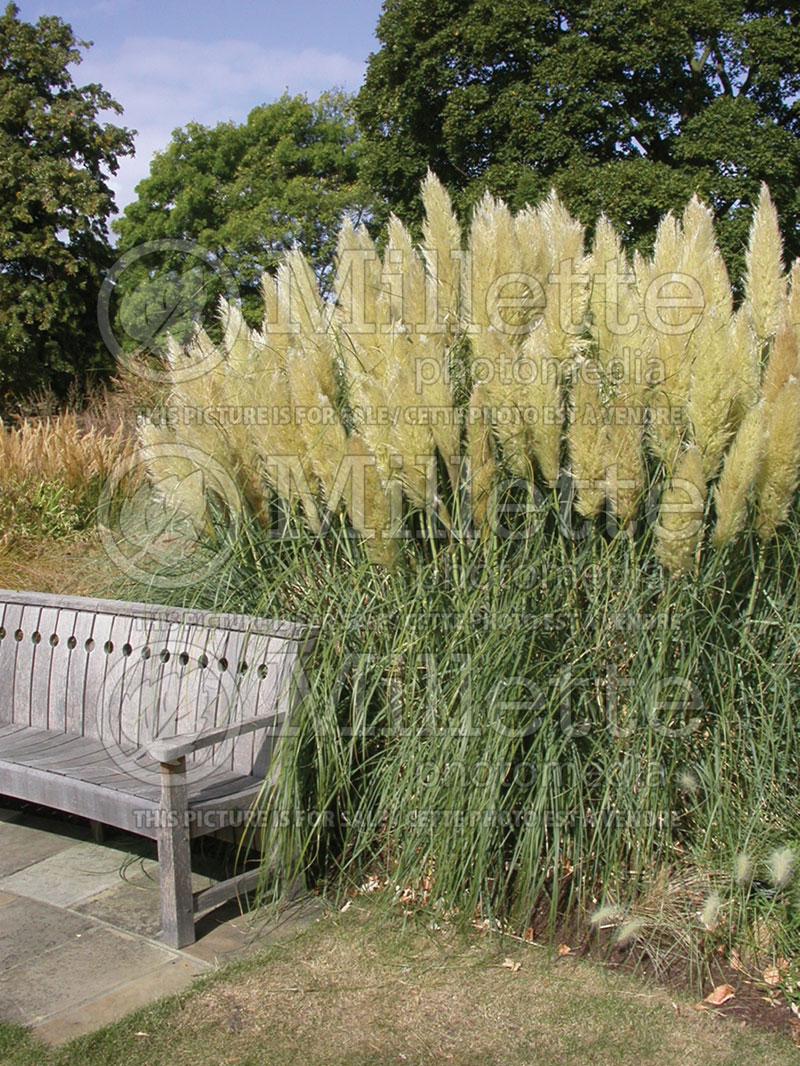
[0,589,317,947]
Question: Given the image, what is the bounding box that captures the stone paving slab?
[0,807,318,1045]
[33,956,207,1045]
[0,817,78,878]
[0,896,95,970]
[0,839,144,907]
[0,923,204,1027]
[73,864,214,939]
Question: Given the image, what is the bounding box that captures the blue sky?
[15,0,384,211]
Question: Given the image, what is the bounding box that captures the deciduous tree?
[356,0,800,275]
[0,2,133,403]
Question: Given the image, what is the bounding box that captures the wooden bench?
[0,589,317,947]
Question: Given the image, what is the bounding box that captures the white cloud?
[75,35,366,212]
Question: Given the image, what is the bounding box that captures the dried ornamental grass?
[135,174,800,576]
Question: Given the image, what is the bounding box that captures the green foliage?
[168,484,800,979]
[113,91,370,323]
[355,0,800,277]
[0,2,134,404]
[0,474,99,543]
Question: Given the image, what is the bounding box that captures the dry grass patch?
[0,533,132,598]
[159,906,798,1066]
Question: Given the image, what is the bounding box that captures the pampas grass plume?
[767,846,796,889]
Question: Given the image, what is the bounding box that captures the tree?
[355,0,800,276]
[0,2,134,404]
[113,91,369,327]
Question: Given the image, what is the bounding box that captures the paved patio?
[0,804,316,1045]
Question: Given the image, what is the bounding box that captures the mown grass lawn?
[1,904,798,1066]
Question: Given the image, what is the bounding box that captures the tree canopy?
[0,2,134,403]
[355,0,800,275]
[113,91,369,325]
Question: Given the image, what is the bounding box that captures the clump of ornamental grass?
[0,412,135,549]
[128,175,800,984]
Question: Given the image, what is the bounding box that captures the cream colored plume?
[383,333,441,513]
[743,184,787,346]
[518,326,562,487]
[218,299,254,378]
[685,319,742,480]
[333,218,385,351]
[728,309,761,416]
[789,259,800,329]
[138,420,210,532]
[285,347,348,505]
[755,378,800,540]
[604,406,645,529]
[383,215,427,330]
[588,217,638,372]
[466,385,497,537]
[680,196,731,318]
[260,273,291,371]
[712,403,767,548]
[277,249,338,403]
[538,191,588,363]
[421,171,462,332]
[344,432,399,566]
[654,446,706,576]
[761,319,799,404]
[680,196,747,477]
[513,204,549,299]
[466,191,523,336]
[568,361,607,517]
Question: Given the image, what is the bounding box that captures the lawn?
[1,902,799,1066]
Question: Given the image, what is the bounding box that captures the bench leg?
[157,757,195,948]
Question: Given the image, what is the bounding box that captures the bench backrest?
[0,590,317,780]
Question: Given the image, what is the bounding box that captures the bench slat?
[0,588,318,946]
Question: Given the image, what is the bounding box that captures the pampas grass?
[136,175,800,578]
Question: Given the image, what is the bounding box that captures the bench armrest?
[148,711,282,764]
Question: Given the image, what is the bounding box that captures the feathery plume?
[421,171,462,333]
[344,432,399,566]
[766,846,796,889]
[761,319,799,404]
[285,347,349,505]
[568,361,607,517]
[279,248,338,403]
[654,446,706,575]
[733,853,753,885]
[138,420,210,531]
[466,385,497,537]
[518,326,562,487]
[711,402,766,548]
[754,378,800,540]
[789,258,800,329]
[604,409,645,529]
[743,184,787,346]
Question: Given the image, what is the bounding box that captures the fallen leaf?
[501,957,522,972]
[557,943,571,956]
[523,927,534,943]
[763,967,781,987]
[340,900,352,913]
[691,1003,708,1012]
[729,949,746,974]
[704,983,736,1006]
